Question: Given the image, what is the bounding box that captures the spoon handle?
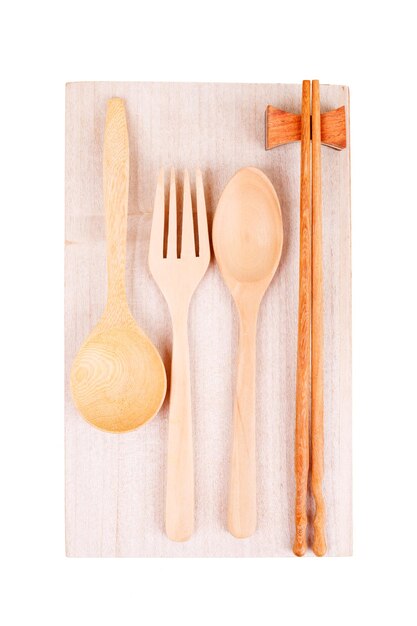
[228,305,258,538]
[103,98,129,307]
[165,312,194,542]
[311,80,326,556]
[293,80,311,557]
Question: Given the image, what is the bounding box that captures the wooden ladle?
[70,98,167,433]
[213,167,283,538]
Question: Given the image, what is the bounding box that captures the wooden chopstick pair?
[266,79,347,556]
[293,80,326,557]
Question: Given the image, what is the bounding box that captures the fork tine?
[167,167,178,259]
[181,169,196,258]
[195,169,210,260]
[149,168,165,263]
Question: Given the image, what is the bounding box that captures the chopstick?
[311,80,326,556]
[293,80,311,557]
[293,79,327,557]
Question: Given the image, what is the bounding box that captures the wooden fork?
[148,168,210,542]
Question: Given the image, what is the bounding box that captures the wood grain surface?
[65,81,351,557]
[70,98,167,433]
[266,105,346,150]
[311,80,326,556]
[213,167,283,539]
[149,168,210,542]
[293,80,311,557]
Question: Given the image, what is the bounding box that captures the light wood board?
[65,81,351,557]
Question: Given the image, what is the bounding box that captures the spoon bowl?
[213,167,283,538]
[214,167,283,288]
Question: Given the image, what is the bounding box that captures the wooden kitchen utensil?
[213,167,283,538]
[311,80,326,556]
[294,80,312,556]
[70,98,167,433]
[266,80,347,556]
[149,168,210,542]
[266,103,346,150]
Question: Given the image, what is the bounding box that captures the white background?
[1,1,416,624]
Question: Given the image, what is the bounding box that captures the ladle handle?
[165,312,194,542]
[228,305,258,538]
[103,98,129,306]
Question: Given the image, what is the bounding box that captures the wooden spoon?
[70,98,167,433]
[213,167,283,538]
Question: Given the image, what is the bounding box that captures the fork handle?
[165,311,194,542]
[228,304,258,538]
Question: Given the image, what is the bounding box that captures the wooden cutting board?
[65,81,351,557]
